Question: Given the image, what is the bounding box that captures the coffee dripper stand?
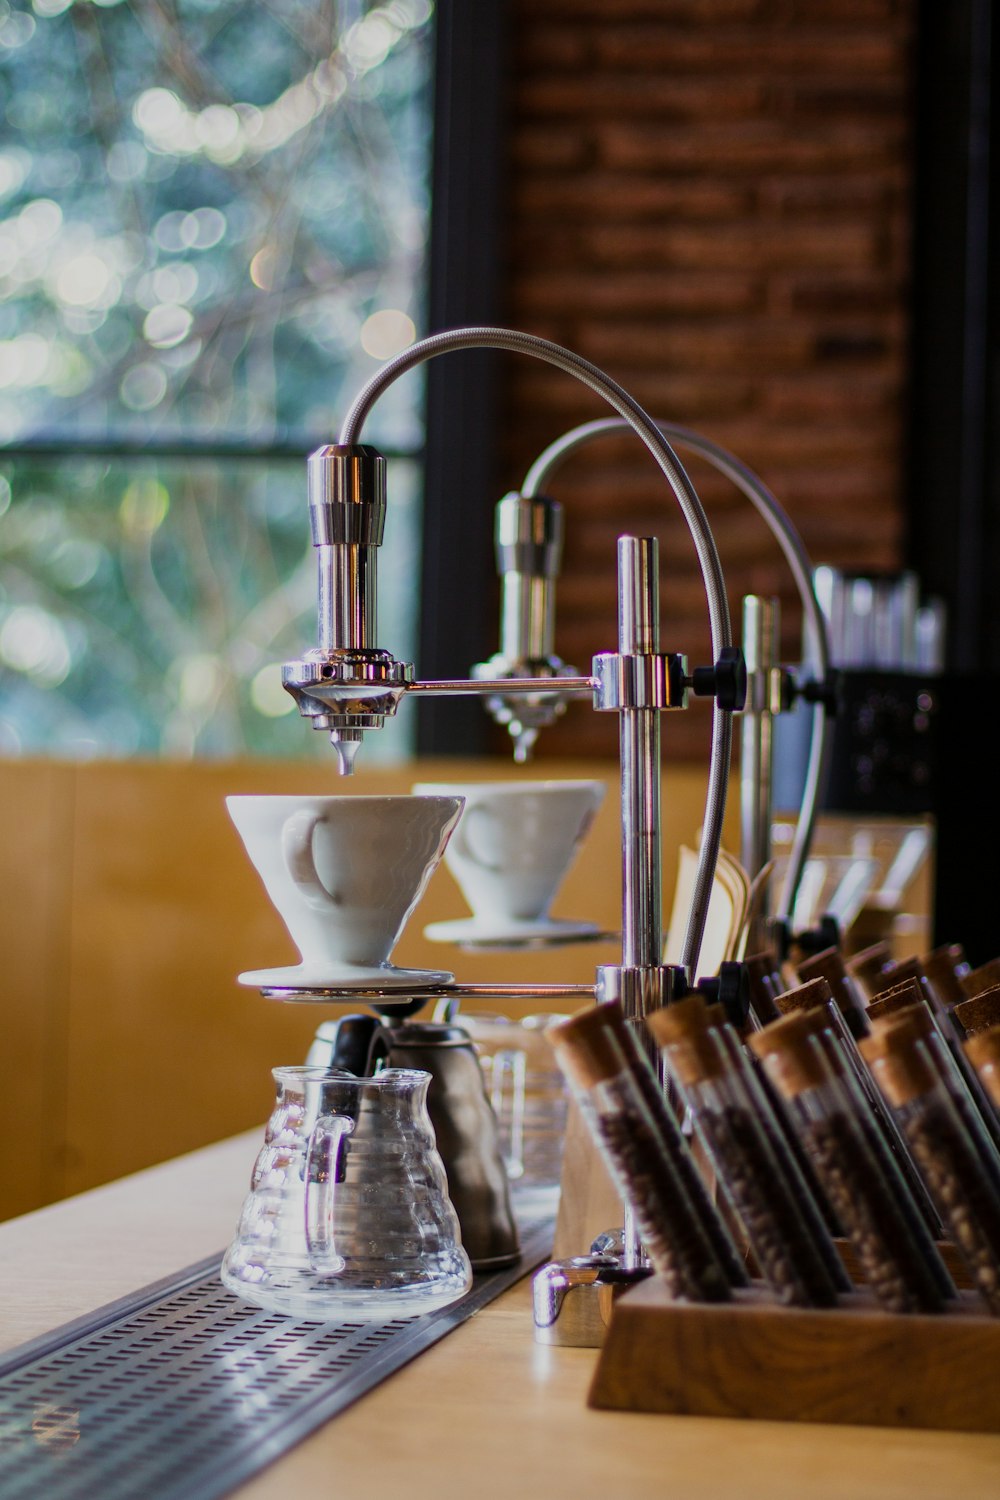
[251,326,834,1346]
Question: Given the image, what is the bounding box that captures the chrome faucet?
[470,491,580,764]
[277,325,743,989]
[281,443,414,776]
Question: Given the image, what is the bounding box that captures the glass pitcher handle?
[305,1113,354,1273]
[282,808,337,912]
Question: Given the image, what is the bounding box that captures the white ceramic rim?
[227,793,465,807]
[410,779,605,797]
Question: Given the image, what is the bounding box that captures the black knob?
[689,647,747,711]
[695,961,751,1029]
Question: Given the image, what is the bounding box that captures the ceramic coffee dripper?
[221,1066,472,1320]
[227,793,463,989]
[413,780,604,944]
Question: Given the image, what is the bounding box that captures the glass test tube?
[548,1003,733,1302]
[750,1010,952,1314]
[779,977,946,1241]
[864,1024,1000,1316]
[649,998,841,1307]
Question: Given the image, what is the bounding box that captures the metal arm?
[324,328,735,980]
[521,417,833,928]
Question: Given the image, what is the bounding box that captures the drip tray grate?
[0,1206,555,1500]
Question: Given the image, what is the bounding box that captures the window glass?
[0,0,434,758]
[0,453,420,757]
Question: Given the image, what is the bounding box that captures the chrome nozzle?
[330,729,363,776]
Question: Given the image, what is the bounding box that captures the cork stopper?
[866,978,926,1024]
[845,940,894,999]
[960,957,1000,1000]
[882,955,925,987]
[862,1024,939,1108]
[773,976,834,1017]
[647,996,728,1086]
[964,1026,1000,1110]
[953,985,1000,1038]
[866,1003,934,1045]
[748,1010,831,1098]
[796,947,852,1006]
[795,946,870,1040]
[547,1002,628,1091]
[920,943,969,1009]
[702,1001,727,1028]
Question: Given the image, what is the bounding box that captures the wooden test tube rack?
[589,1276,1000,1432]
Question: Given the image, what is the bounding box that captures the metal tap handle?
[495,492,564,663]
[308,444,386,654]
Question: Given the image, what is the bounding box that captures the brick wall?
[497,0,916,760]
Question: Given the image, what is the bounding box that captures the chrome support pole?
[617,536,664,987]
[739,594,781,885]
[613,535,665,1272]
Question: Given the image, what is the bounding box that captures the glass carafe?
[222,1066,472,1320]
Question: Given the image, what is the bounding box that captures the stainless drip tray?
[0,1206,555,1500]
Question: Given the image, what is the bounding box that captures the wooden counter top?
[2,1134,1000,1500]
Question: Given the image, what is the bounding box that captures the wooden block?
[551,1097,622,1260]
[836,1235,974,1292]
[589,1276,1000,1433]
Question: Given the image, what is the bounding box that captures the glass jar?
[617,1009,751,1289]
[845,940,895,1004]
[954,986,1000,1039]
[457,1011,569,1194]
[863,1006,1000,1202]
[960,957,1000,1001]
[720,1014,853,1292]
[222,1067,472,1320]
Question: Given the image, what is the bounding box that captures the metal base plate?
[0,1205,554,1500]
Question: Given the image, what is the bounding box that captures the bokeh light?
[360,308,416,360]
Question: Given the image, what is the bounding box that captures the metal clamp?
[591,652,688,712]
[595,963,681,1016]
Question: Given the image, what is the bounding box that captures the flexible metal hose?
[340,327,733,978]
[522,417,832,927]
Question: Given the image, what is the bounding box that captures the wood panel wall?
[0,755,736,1220]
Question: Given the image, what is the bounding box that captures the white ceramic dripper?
[227,793,464,988]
